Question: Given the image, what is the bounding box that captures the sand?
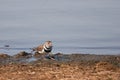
[0,52,120,80]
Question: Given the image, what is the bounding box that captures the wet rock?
[13,51,32,58]
[0,53,11,59]
[53,53,64,61]
[33,52,57,60]
[33,52,47,58]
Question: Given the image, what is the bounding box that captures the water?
[0,0,120,55]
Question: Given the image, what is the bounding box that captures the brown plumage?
[32,41,52,54]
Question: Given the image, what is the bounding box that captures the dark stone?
[13,51,32,58]
[0,53,11,59]
[33,52,47,58]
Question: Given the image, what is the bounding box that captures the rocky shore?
[0,51,120,80]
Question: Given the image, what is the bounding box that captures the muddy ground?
[0,52,120,80]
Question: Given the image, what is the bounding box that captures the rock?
[33,52,47,58]
[0,53,11,59]
[33,52,56,60]
[13,51,32,58]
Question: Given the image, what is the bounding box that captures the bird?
[32,41,53,54]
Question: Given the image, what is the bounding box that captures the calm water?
[0,0,120,55]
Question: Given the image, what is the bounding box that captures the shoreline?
[0,51,120,65]
[0,52,120,80]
